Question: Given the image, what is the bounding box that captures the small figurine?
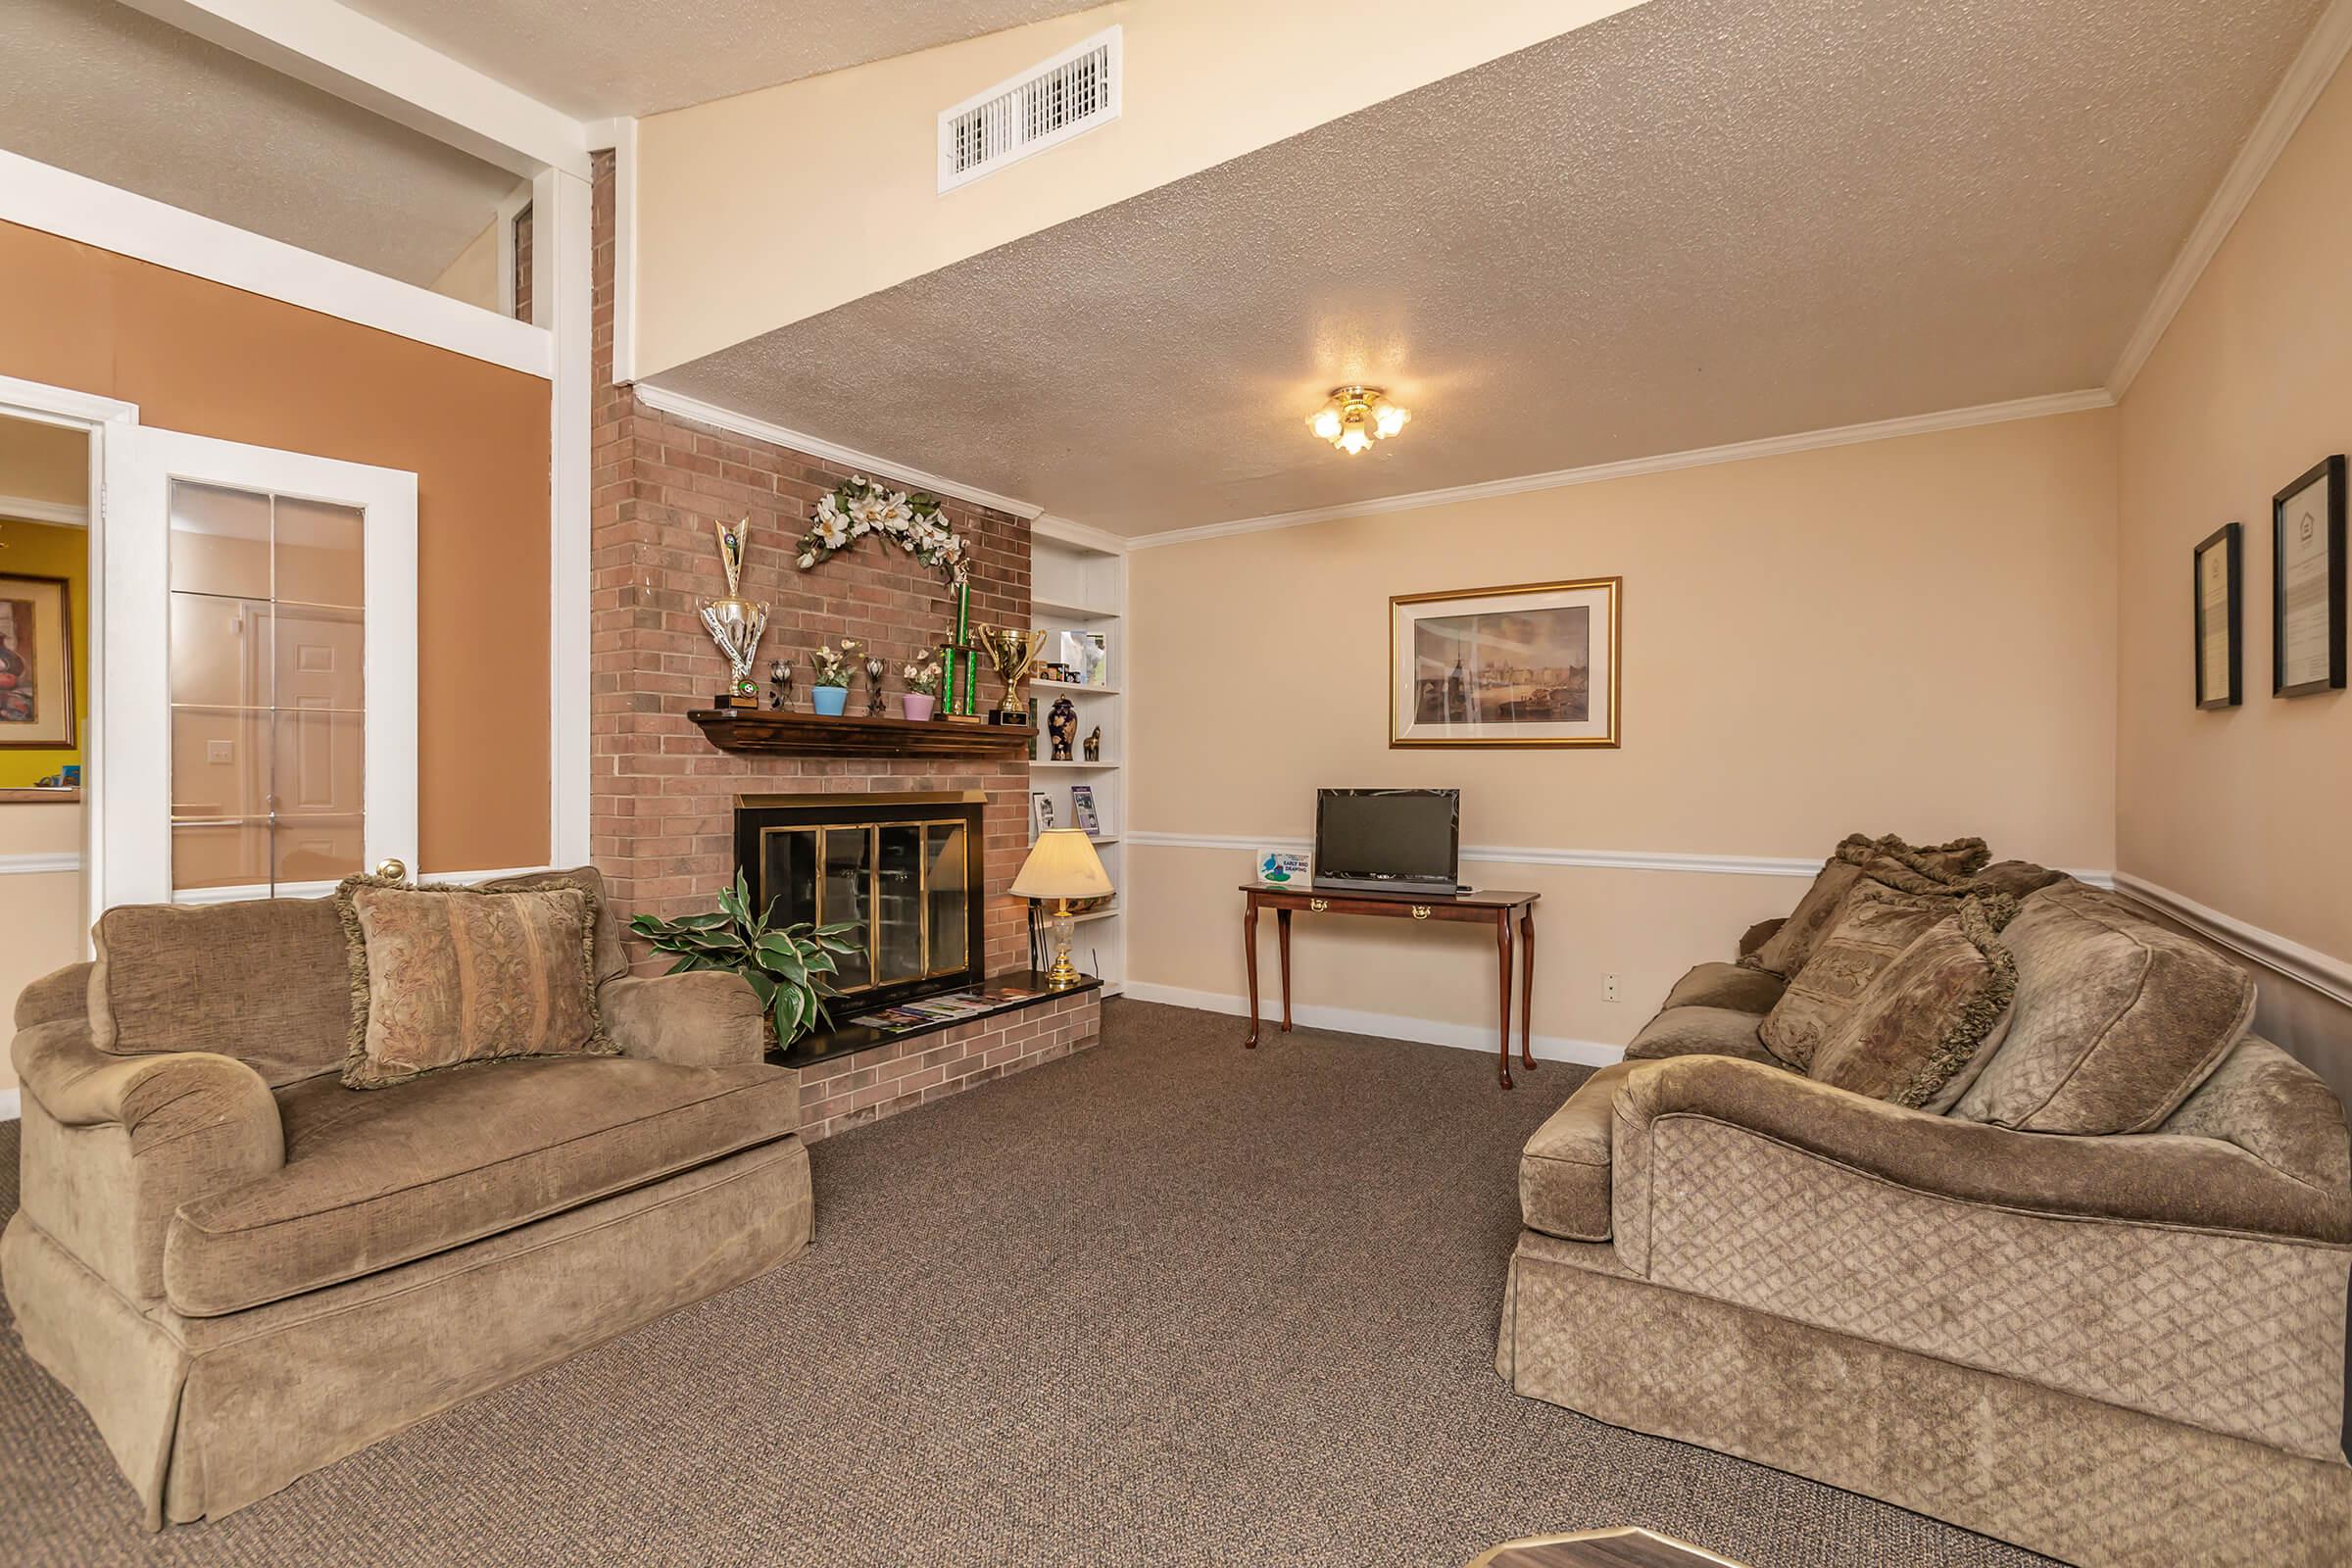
[1050,697,1078,761]
[1083,725,1102,762]
[767,659,793,710]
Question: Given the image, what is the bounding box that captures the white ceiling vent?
[938,27,1121,194]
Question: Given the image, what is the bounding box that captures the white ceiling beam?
[113,0,591,181]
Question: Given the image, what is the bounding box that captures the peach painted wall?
[1126,411,2119,1054]
[2116,56,2352,967]
[0,220,554,877]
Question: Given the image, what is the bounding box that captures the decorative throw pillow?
[1807,894,2020,1108]
[1953,882,2255,1134]
[1740,832,1987,977]
[1758,880,1949,1069]
[335,876,614,1090]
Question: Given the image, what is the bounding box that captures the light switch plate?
[208,740,233,764]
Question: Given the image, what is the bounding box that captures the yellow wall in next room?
[1124,410,2120,1056]
[0,516,89,789]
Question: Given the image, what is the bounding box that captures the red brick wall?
[795,991,1100,1144]
[513,203,533,325]
[588,152,1033,975]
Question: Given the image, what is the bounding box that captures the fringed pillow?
[1807,894,2021,1109]
[1741,832,1988,978]
[334,875,614,1090]
[1758,880,1950,1069]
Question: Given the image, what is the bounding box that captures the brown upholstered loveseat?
[2,868,811,1527]
[1496,865,2351,1568]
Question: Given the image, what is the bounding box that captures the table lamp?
[1010,828,1113,988]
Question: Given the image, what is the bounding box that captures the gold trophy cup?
[977,625,1048,722]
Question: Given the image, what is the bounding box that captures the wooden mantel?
[687,709,1035,759]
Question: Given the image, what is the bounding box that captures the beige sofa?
[3,868,812,1527]
[1496,866,2351,1568]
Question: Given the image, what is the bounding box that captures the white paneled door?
[104,427,416,909]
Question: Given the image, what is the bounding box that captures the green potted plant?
[809,641,855,716]
[628,872,863,1046]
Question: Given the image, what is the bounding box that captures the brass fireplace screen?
[733,791,987,1000]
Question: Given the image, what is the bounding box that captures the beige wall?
[429,218,501,315]
[0,803,81,1096]
[2116,56,2352,965]
[636,0,1643,377]
[1127,412,2119,1054]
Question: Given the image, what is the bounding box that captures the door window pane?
[169,481,366,895]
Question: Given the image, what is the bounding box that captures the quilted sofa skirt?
[1495,1231,2352,1568]
[3,1136,813,1527]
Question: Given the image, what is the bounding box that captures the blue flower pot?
[812,686,849,716]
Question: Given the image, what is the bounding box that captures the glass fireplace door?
[751,804,979,1000]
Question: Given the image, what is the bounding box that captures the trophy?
[977,624,1047,723]
[698,518,769,709]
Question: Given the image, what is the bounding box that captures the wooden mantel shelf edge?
[687,709,1036,759]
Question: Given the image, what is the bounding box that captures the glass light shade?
[1374,404,1410,438]
[1010,828,1114,900]
[1337,427,1372,455]
[1309,408,1344,440]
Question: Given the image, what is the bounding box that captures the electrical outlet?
[207,740,233,764]
[1603,972,1621,1004]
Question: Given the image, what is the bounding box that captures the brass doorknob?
[374,858,409,883]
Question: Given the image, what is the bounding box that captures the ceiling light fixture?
[1307,385,1409,456]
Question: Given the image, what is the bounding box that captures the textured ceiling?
[1,0,521,287]
[339,0,1109,117]
[652,0,2328,536]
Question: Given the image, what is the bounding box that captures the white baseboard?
[1119,981,1625,1069]
[0,1088,18,1122]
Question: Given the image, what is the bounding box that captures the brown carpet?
[1,1000,2052,1568]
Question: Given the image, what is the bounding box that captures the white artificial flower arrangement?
[808,643,855,688]
[902,660,946,697]
[798,475,967,581]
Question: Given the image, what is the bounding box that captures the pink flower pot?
[902,693,937,721]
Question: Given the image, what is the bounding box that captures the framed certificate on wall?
[2192,522,2241,710]
[2273,455,2346,698]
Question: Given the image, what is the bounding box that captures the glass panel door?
[168,482,367,895]
[102,426,415,909]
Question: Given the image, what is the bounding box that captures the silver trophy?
[699,518,769,706]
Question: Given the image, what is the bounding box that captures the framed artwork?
[0,571,74,749]
[1069,783,1100,834]
[1390,577,1620,748]
[2192,522,2241,710]
[1029,791,1055,836]
[2273,455,2345,698]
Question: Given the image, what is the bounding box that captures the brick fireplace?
[587,152,1099,1140]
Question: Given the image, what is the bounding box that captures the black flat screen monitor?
[1312,788,1460,894]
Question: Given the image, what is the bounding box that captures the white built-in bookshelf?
[1029,520,1126,994]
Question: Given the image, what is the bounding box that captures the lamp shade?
[1010,828,1113,901]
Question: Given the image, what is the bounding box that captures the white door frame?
[0,373,139,939]
[108,427,417,907]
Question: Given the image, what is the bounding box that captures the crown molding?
[1033,513,1128,555]
[2107,0,2352,396]
[631,383,1046,520]
[0,495,88,527]
[2112,873,2352,1009]
[1127,389,2115,552]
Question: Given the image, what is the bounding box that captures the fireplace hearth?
[734,791,988,1009]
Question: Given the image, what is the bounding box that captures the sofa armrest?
[13,1018,284,1302]
[1612,1055,2352,1250]
[15,960,92,1029]
[600,970,768,1068]
[1735,918,1784,960]
[1608,1054,2352,1462]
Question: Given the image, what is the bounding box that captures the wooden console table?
[1239,883,1541,1089]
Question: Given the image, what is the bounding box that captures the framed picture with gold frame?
[0,570,74,749]
[1390,577,1619,748]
